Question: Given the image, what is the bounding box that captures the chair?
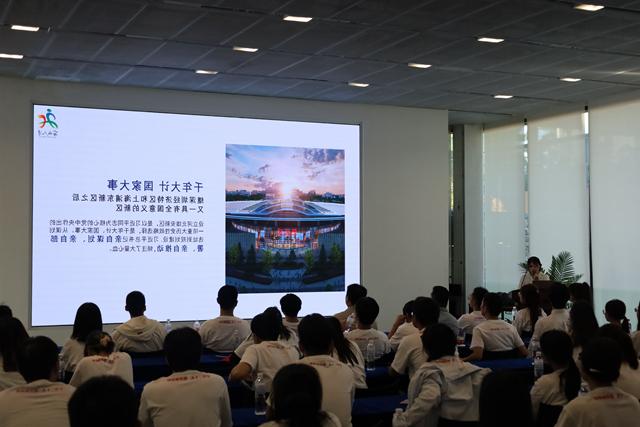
[536,403,563,427]
[482,349,521,360]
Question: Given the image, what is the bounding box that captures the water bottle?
[193,320,201,331]
[534,351,544,379]
[511,306,518,324]
[366,339,375,371]
[165,318,172,333]
[392,408,404,427]
[254,373,268,415]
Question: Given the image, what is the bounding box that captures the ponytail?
[622,317,631,334]
[327,316,358,365]
[559,357,581,401]
[520,285,541,330]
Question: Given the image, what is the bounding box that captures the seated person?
[280,293,302,335]
[390,297,440,379]
[458,286,488,336]
[69,331,133,388]
[299,314,355,427]
[0,304,12,318]
[328,316,366,389]
[68,376,139,427]
[260,363,341,427]
[568,282,592,306]
[555,337,640,427]
[388,300,419,351]
[0,336,75,427]
[479,371,534,427]
[596,324,640,399]
[394,324,490,426]
[518,256,550,288]
[462,292,527,361]
[345,297,391,359]
[531,282,571,349]
[0,317,28,390]
[604,299,631,333]
[569,301,599,363]
[234,307,297,358]
[112,291,165,353]
[334,284,367,330]
[431,286,459,335]
[513,284,546,337]
[61,303,103,374]
[229,309,299,389]
[138,328,232,427]
[199,285,251,352]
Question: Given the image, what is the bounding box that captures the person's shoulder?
[324,411,342,427]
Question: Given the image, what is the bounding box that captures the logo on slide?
[36,108,59,138]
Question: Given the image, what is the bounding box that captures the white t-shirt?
[282,318,299,335]
[139,370,232,427]
[531,309,570,344]
[555,386,640,427]
[470,319,524,352]
[391,331,427,379]
[518,271,550,288]
[300,355,355,427]
[69,352,134,387]
[513,308,547,335]
[0,380,75,427]
[331,339,367,389]
[457,311,485,336]
[240,341,300,389]
[615,363,640,400]
[530,369,570,418]
[60,338,85,372]
[389,322,419,351]
[438,309,460,335]
[199,315,251,352]
[0,370,24,391]
[345,328,391,359]
[112,315,166,353]
[259,412,341,427]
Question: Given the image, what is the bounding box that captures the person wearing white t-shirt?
[457,287,488,336]
[139,327,232,427]
[556,337,640,427]
[199,285,251,352]
[596,324,640,399]
[68,376,139,427]
[299,313,355,427]
[530,283,571,350]
[345,297,391,359]
[388,300,419,351]
[513,284,546,338]
[0,336,75,427]
[431,286,460,335]
[462,292,527,362]
[112,291,166,353]
[280,293,302,336]
[0,317,28,391]
[518,256,550,288]
[69,331,133,388]
[334,283,367,330]
[61,302,103,374]
[233,307,299,360]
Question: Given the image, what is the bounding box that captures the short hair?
[355,297,379,326]
[568,282,591,304]
[527,256,542,267]
[580,337,622,384]
[270,364,325,427]
[125,291,145,313]
[68,376,139,427]
[345,284,367,305]
[471,287,489,307]
[164,327,202,372]
[548,283,570,309]
[17,336,59,382]
[251,312,280,342]
[298,314,332,355]
[280,294,302,317]
[71,302,103,342]
[0,304,13,318]
[422,324,456,361]
[217,285,239,310]
[402,300,414,317]
[84,331,114,357]
[412,297,440,328]
[479,371,533,427]
[0,317,29,371]
[431,286,450,307]
[482,293,503,317]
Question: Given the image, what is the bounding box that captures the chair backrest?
[482,349,521,360]
[536,403,563,427]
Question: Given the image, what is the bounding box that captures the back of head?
[17,336,59,382]
[540,330,581,400]
[480,371,533,427]
[0,317,29,371]
[327,316,357,365]
[596,324,639,369]
[68,376,139,427]
[569,301,599,348]
[549,282,569,309]
[0,304,13,318]
[568,282,592,305]
[346,284,367,306]
[482,293,503,317]
[413,297,441,328]
[520,284,541,327]
[298,314,332,356]
[280,294,302,318]
[471,287,489,309]
[125,291,146,316]
[580,337,622,384]
[84,331,115,357]
[251,310,281,342]
[605,299,630,333]
[431,286,450,308]
[164,327,202,372]
[271,364,325,427]
[355,297,379,326]
[217,285,239,311]
[402,300,414,317]
[422,324,456,361]
[72,302,103,342]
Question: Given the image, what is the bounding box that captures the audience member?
[68,376,139,427]
[0,304,12,318]
[260,363,341,427]
[327,316,366,389]
[633,300,640,356]
[596,324,640,399]
[395,324,490,426]
[69,331,133,388]
[298,314,355,427]
[518,256,550,288]
[138,328,232,427]
[431,285,459,335]
[530,282,570,348]
[61,302,103,373]
[234,307,298,359]
[569,300,599,361]
[0,336,75,427]
[0,317,28,390]
[463,293,527,361]
[479,371,534,427]
[513,284,545,338]
[568,282,592,306]
[199,285,251,352]
[388,300,419,351]
[334,283,367,329]
[555,337,640,427]
[345,297,391,358]
[604,299,631,333]
[112,291,165,353]
[458,287,488,336]
[280,293,302,335]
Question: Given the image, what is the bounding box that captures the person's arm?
[530,376,545,420]
[138,390,153,427]
[462,328,484,361]
[462,347,483,362]
[517,345,529,358]
[388,314,406,339]
[219,383,233,427]
[395,376,442,427]
[229,362,253,382]
[389,338,409,376]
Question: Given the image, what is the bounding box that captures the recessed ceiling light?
[233,46,259,53]
[11,24,40,32]
[574,4,604,11]
[494,94,513,99]
[408,63,432,69]
[560,77,582,82]
[283,15,313,23]
[0,53,24,59]
[348,82,369,88]
[478,37,504,43]
[195,69,218,75]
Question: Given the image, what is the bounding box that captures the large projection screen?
[32,105,360,326]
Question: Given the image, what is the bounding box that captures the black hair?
[431,286,450,308]
[636,300,640,332]
[125,291,145,315]
[569,301,599,349]
[264,306,292,340]
[298,314,333,355]
[402,300,414,317]
[71,302,103,342]
[527,256,542,267]
[412,297,441,328]
[605,299,631,333]
[422,324,456,361]
[68,376,139,427]
[280,294,302,318]
[580,337,622,384]
[269,364,328,427]
[251,311,281,342]
[164,327,202,372]
[539,330,581,401]
[520,284,542,331]
[17,336,59,382]
[84,331,115,357]
[482,293,503,317]
[327,316,358,366]
[471,287,489,309]
[549,282,570,309]
[346,284,367,305]
[568,282,592,305]
[596,324,639,370]
[479,371,534,427]
[0,304,12,318]
[217,285,239,310]
[0,317,29,372]
[355,297,379,326]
